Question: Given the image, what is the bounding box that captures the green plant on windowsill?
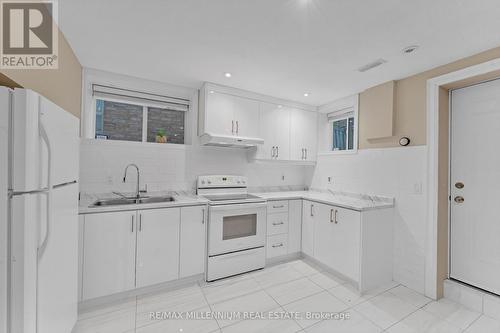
[155,129,167,143]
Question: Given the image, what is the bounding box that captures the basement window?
[92,84,189,144]
[328,107,357,152]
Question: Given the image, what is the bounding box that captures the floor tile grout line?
[198,280,222,331]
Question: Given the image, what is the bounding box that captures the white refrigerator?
[0,87,79,333]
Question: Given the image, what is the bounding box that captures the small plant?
[155,129,167,143]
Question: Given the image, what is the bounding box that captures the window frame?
[81,68,195,145]
[330,114,355,152]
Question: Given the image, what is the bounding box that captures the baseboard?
[301,253,359,290]
[266,252,302,266]
[444,279,500,320]
[78,273,204,313]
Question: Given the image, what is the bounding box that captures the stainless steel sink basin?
[89,196,175,207]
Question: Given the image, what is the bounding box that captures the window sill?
[317,149,358,156]
[81,138,188,150]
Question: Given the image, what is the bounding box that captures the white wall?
[79,139,309,193]
[308,146,427,293]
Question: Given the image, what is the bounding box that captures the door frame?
[426,57,500,299]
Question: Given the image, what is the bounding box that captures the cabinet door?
[205,91,235,136]
[136,208,180,288]
[233,95,260,138]
[256,102,290,160]
[290,108,318,161]
[330,207,360,281]
[313,203,336,268]
[82,211,136,300]
[301,200,315,256]
[288,200,302,253]
[179,206,206,278]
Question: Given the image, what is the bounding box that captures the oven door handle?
[209,202,267,212]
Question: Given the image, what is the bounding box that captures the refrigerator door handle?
[38,118,53,258]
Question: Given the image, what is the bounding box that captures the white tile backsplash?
[308,146,428,294]
[79,139,309,194]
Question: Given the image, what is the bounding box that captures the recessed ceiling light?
[209,90,214,94]
[224,72,232,78]
[278,105,283,108]
[303,93,310,97]
[402,45,419,54]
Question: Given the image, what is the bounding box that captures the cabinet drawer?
[266,234,288,258]
[267,200,288,214]
[267,213,288,235]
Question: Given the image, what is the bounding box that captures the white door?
[136,208,180,288]
[179,206,206,278]
[205,91,234,136]
[301,200,315,256]
[290,108,317,161]
[232,95,260,138]
[450,79,500,295]
[256,102,290,160]
[82,211,136,300]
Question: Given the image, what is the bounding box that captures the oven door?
[208,202,266,256]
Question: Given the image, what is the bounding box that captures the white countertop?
[79,191,209,214]
[79,189,394,214]
[253,190,394,212]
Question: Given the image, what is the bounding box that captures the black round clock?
[399,137,410,146]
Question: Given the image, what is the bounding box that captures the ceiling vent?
[358,59,387,72]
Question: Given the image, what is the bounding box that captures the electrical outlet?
[413,182,423,195]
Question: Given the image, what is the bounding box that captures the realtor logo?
[1,0,58,69]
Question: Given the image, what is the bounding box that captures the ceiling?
[59,0,500,105]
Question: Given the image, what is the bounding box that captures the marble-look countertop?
[253,189,394,212]
[79,191,209,214]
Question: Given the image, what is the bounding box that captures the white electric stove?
[197,175,267,281]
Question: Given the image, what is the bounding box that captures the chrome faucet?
[123,164,140,199]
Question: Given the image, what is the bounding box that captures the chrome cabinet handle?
[330,209,334,223]
[236,121,239,134]
[202,208,205,224]
[272,146,276,158]
[131,215,134,233]
[232,120,234,134]
[310,204,314,217]
[334,209,338,224]
[272,221,284,226]
[302,148,305,160]
[272,243,284,248]
[276,146,279,158]
[139,214,142,231]
[305,148,308,160]
[272,204,284,208]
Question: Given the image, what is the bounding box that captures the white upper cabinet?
[256,102,290,160]
[290,108,318,162]
[200,84,260,138]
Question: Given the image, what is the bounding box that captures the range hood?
[199,133,264,148]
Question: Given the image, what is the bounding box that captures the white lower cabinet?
[80,205,207,301]
[301,200,315,257]
[136,208,180,288]
[82,211,137,300]
[288,200,302,253]
[179,206,206,278]
[302,200,392,292]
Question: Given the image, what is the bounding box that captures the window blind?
[327,106,354,120]
[92,84,190,112]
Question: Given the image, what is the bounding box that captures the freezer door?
[37,183,78,333]
[12,89,79,192]
[10,193,40,333]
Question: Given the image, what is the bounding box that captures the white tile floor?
[74,260,500,333]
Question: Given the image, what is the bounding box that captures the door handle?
[455,182,464,189]
[454,196,464,203]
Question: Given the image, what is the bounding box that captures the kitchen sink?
[90,196,175,207]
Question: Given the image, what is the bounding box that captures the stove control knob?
[237,180,241,184]
[207,180,212,184]
[242,180,246,184]
[201,180,205,185]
